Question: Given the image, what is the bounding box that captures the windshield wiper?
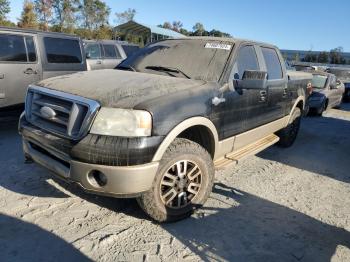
[116,65,137,72]
[145,66,190,79]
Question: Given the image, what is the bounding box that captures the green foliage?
[0,0,10,22]
[18,0,38,29]
[115,8,136,25]
[317,51,329,63]
[329,47,346,64]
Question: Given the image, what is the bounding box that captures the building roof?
[114,21,185,38]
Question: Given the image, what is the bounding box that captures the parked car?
[84,40,139,70]
[307,71,345,115]
[326,67,350,102]
[0,27,87,109]
[19,37,311,222]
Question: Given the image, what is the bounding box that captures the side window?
[85,43,101,59]
[25,36,37,62]
[44,37,82,63]
[232,45,259,79]
[103,44,121,59]
[261,47,283,80]
[0,34,27,62]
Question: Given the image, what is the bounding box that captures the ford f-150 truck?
[19,37,312,222]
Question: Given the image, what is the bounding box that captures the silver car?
[307,71,345,115]
[0,27,87,109]
[84,40,139,71]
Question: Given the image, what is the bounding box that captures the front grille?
[25,85,100,140]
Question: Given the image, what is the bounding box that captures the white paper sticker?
[205,43,232,50]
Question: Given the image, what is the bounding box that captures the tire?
[317,100,327,116]
[137,138,214,222]
[276,107,301,148]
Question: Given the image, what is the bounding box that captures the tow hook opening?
[88,170,108,187]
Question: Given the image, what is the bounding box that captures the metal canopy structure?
[114,21,185,45]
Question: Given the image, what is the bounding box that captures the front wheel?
[276,107,301,148]
[137,138,214,222]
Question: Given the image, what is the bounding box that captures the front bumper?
[20,116,160,198]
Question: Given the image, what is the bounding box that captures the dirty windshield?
[117,39,233,81]
[312,74,327,89]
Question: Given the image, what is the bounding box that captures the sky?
[7,0,350,52]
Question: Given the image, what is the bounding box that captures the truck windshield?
[312,75,327,89]
[116,39,233,81]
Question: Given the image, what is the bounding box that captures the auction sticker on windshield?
[205,43,232,50]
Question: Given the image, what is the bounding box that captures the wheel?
[137,138,214,222]
[276,107,301,148]
[317,100,327,116]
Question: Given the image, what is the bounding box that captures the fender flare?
[287,96,305,124]
[152,117,219,162]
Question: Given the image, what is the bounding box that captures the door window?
[44,37,82,63]
[85,43,101,59]
[103,44,121,59]
[261,47,283,80]
[232,45,259,79]
[0,34,27,62]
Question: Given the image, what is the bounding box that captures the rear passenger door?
[102,44,123,69]
[258,46,288,122]
[0,33,40,108]
[85,43,104,70]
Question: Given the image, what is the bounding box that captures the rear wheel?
[137,138,214,222]
[276,107,301,148]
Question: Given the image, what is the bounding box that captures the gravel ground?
[0,105,349,262]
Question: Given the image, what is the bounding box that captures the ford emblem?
[40,106,56,119]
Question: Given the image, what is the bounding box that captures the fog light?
[88,170,107,187]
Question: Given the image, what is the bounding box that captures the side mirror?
[234,70,268,89]
[86,52,91,59]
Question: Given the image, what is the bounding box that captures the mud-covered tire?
[137,138,214,222]
[276,107,301,148]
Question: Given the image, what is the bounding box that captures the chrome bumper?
[23,139,159,197]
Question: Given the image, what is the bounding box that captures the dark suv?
[0,27,86,109]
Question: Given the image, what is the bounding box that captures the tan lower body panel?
[214,116,289,168]
[214,134,280,169]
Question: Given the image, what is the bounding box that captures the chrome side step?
[214,134,279,169]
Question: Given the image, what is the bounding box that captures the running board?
[214,134,280,169]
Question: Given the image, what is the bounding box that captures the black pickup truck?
[19,37,311,222]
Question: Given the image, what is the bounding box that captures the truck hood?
[37,69,206,108]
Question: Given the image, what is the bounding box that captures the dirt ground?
[0,105,349,262]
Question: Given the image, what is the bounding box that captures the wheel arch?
[287,96,305,124]
[152,117,219,162]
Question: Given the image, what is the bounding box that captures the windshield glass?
[117,39,233,81]
[312,74,328,89]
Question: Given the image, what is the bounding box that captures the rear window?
[44,37,82,63]
[0,34,27,62]
[122,45,139,57]
[261,47,283,80]
[103,44,121,59]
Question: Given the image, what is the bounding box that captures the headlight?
[90,108,152,137]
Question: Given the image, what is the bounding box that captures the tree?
[172,21,183,32]
[159,22,172,29]
[34,0,53,31]
[192,22,205,36]
[18,0,38,29]
[317,51,329,63]
[0,0,10,22]
[292,53,300,62]
[52,0,79,33]
[329,47,346,64]
[115,8,135,25]
[80,0,111,30]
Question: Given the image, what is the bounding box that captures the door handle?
[24,68,37,75]
[282,88,288,98]
[260,90,267,102]
[96,60,102,65]
[0,73,4,79]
